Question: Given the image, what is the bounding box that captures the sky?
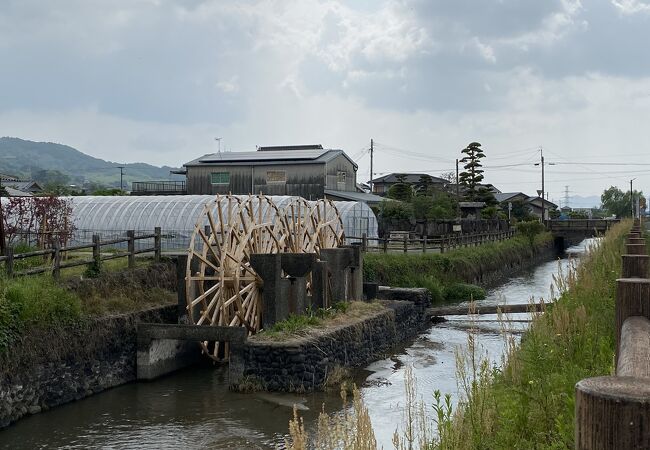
[1,0,650,206]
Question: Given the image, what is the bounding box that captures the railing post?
[440,235,445,254]
[422,236,427,253]
[361,233,367,253]
[621,254,649,278]
[154,227,161,262]
[92,234,101,274]
[5,246,13,277]
[615,278,650,366]
[403,235,408,253]
[52,241,61,280]
[127,230,135,268]
[383,238,388,253]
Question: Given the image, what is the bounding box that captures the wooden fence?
[346,229,517,254]
[575,220,650,449]
[0,228,161,279]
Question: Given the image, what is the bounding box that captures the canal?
[0,240,593,449]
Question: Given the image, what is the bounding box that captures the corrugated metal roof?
[184,149,357,169]
[324,189,384,204]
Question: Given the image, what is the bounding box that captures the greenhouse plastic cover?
[59,195,377,249]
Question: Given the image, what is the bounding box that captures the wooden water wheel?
[309,199,345,253]
[185,194,285,360]
[279,197,317,253]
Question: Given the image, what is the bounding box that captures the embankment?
[230,288,431,393]
[0,262,178,429]
[363,233,555,303]
[439,221,629,449]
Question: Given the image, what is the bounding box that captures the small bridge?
[546,219,620,247]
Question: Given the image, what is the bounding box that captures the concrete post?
[250,253,288,327]
[345,244,363,301]
[319,248,353,303]
[622,254,650,278]
[281,253,315,314]
[311,260,329,309]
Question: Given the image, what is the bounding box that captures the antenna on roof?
[215,137,222,159]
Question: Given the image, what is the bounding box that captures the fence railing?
[575,219,650,449]
[345,230,517,254]
[0,227,161,279]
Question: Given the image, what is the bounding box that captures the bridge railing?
[575,220,650,449]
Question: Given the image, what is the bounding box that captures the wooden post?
[626,244,646,255]
[440,235,445,254]
[615,278,650,364]
[5,246,13,277]
[127,230,135,268]
[154,227,161,262]
[617,316,650,377]
[621,255,650,278]
[628,237,646,245]
[92,234,101,273]
[361,233,367,253]
[422,236,427,253]
[383,238,388,253]
[52,241,61,279]
[403,235,408,253]
[576,376,650,450]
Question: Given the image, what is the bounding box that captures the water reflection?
[0,240,594,449]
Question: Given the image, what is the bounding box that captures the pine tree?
[459,142,486,201]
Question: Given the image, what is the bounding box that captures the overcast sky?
[1,0,650,205]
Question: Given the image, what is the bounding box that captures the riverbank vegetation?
[255,301,385,341]
[286,223,631,449]
[436,220,627,448]
[0,261,176,356]
[364,232,552,304]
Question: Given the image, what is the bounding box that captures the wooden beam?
[427,302,545,317]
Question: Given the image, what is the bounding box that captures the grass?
[0,275,83,353]
[0,259,176,356]
[285,224,630,449]
[256,301,385,341]
[364,233,551,304]
[433,220,629,449]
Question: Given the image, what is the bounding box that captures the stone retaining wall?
[230,288,431,392]
[0,305,176,429]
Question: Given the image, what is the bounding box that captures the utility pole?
[630,178,636,218]
[541,149,545,222]
[117,166,125,192]
[456,158,460,218]
[369,139,374,193]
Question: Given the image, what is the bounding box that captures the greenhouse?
[60,195,377,251]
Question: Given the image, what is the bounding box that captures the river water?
[0,240,592,449]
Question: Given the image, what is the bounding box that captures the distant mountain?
[0,137,182,189]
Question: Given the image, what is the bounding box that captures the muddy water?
[0,240,592,449]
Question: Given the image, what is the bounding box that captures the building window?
[210,172,230,185]
[266,170,286,184]
[337,171,347,183]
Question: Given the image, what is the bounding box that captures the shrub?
[516,220,545,247]
[443,282,486,302]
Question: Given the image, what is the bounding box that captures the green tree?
[459,142,486,201]
[387,174,413,202]
[601,186,644,218]
[516,220,545,248]
[379,199,413,220]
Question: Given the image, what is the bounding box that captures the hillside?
[0,137,182,189]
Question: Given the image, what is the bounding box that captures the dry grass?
[254,301,386,342]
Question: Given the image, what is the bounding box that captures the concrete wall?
[229,288,431,392]
[0,305,177,429]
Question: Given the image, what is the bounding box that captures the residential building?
[370,173,448,196]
